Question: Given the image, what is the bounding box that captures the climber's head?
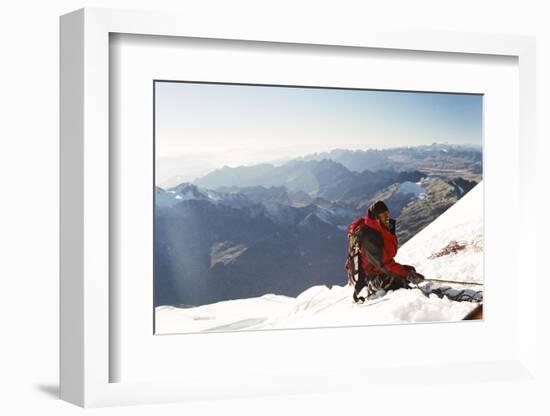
[368,200,390,229]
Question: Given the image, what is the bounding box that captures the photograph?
[153,81,484,334]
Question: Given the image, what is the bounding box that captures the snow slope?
[397,181,483,284]
[156,182,484,334]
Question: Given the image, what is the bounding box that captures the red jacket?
[347,215,409,278]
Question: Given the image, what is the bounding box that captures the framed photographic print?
[60,7,537,408]
[153,80,484,335]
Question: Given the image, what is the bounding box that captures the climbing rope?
[413,281,483,303]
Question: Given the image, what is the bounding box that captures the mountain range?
[155,181,484,333]
[155,145,481,307]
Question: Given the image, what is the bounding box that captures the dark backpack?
[345,217,367,286]
[345,216,396,302]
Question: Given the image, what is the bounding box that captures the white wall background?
[0,0,548,414]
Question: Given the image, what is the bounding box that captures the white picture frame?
[60,7,537,408]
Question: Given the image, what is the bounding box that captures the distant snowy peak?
[169,183,208,200]
[157,183,246,208]
[424,142,480,152]
[155,186,181,207]
[427,142,452,151]
[157,182,356,229]
[155,183,211,207]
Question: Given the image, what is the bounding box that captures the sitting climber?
[345,201,425,303]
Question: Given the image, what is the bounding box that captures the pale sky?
[154,81,482,185]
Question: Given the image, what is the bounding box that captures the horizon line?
[156,143,482,188]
